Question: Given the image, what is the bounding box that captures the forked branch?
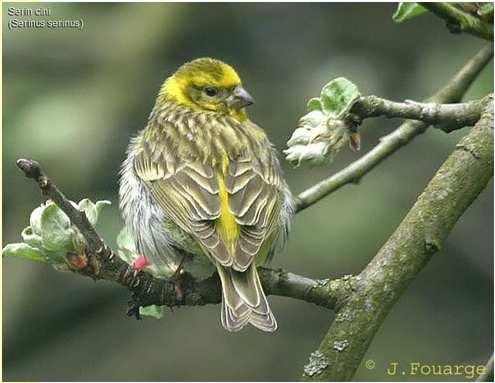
[301,95,493,382]
[295,44,493,212]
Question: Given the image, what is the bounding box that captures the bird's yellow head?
[158,58,254,121]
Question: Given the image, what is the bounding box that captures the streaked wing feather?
[134,117,283,271]
[135,149,234,266]
[226,153,283,271]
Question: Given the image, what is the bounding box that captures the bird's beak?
[226,85,255,110]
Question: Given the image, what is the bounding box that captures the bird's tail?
[216,263,277,332]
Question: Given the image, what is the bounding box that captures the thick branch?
[351,94,489,132]
[302,98,494,381]
[423,2,494,41]
[295,44,493,213]
[16,158,351,312]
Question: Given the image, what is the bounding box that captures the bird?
[119,58,294,332]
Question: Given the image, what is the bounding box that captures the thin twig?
[423,2,494,41]
[295,44,493,213]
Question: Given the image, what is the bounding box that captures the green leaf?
[117,227,136,265]
[78,198,97,225]
[392,3,427,23]
[320,77,361,119]
[307,97,323,111]
[78,199,110,226]
[2,243,45,262]
[5,197,112,266]
[478,3,494,14]
[43,249,67,264]
[140,305,164,319]
[21,226,43,248]
[40,203,74,252]
[95,200,111,219]
[30,204,45,235]
[478,3,494,17]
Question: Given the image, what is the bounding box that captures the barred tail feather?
[216,263,277,332]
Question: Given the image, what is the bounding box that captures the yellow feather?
[156,58,247,122]
[160,76,195,109]
[216,157,239,251]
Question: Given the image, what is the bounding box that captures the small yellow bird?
[119,58,293,332]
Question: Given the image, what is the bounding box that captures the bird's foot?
[170,255,188,302]
[172,269,186,302]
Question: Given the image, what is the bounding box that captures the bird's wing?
[224,150,283,270]
[134,120,283,270]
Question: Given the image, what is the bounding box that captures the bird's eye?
[204,87,218,97]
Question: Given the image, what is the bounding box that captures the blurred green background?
[2,3,493,381]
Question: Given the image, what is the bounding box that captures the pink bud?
[132,255,149,270]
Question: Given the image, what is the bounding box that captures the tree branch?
[350,94,489,133]
[295,44,493,213]
[423,2,494,41]
[301,97,494,381]
[16,159,352,314]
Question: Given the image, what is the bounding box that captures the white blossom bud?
[284,111,350,167]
